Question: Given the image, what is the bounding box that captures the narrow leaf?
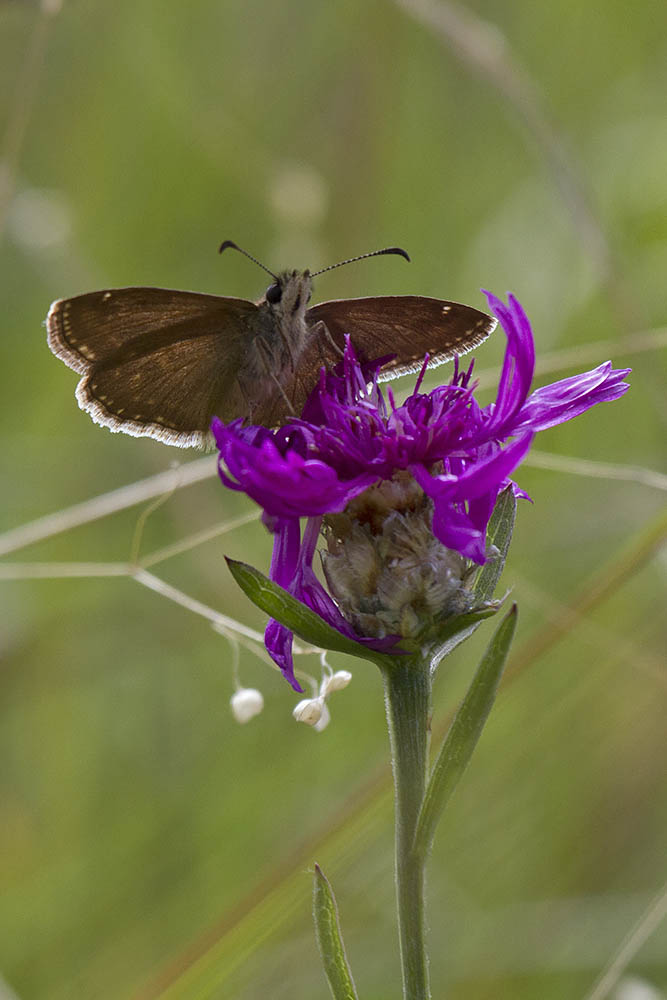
[226,558,395,668]
[428,604,500,672]
[414,604,518,860]
[313,864,359,1000]
[473,485,517,604]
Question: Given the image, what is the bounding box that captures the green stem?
[383,659,431,1000]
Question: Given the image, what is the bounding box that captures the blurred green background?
[1,1,666,998]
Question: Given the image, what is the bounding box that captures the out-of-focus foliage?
[0,1,665,998]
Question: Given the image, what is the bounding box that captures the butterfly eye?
[265,283,282,304]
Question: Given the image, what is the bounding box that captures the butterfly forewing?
[47,288,258,446]
[81,330,254,447]
[306,296,496,379]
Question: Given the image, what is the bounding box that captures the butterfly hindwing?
[306,296,496,379]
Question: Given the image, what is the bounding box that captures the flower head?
[214,293,630,690]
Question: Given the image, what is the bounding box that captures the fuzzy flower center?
[322,472,474,641]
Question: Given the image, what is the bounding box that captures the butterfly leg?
[278,330,298,371]
[254,335,296,417]
[311,320,344,361]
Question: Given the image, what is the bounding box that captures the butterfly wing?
[306,295,496,380]
[47,287,258,447]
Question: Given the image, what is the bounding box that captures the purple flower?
[214,292,630,690]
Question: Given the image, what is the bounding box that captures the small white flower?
[230,687,264,724]
[293,697,324,726]
[323,670,352,694]
[614,976,664,1000]
[313,701,331,732]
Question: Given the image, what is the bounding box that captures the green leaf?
[313,864,359,1000]
[428,486,515,671]
[472,485,517,604]
[428,604,500,672]
[225,558,396,668]
[413,604,518,861]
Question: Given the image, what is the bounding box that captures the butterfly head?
[264,270,313,319]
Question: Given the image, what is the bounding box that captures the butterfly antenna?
[219,240,278,280]
[310,246,410,278]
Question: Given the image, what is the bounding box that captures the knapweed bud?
[230,687,264,724]
[293,697,324,726]
[323,481,474,641]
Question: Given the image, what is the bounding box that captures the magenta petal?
[432,501,488,564]
[269,518,300,589]
[265,618,303,692]
[482,291,535,434]
[514,363,631,432]
[451,434,535,501]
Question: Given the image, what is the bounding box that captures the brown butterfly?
[46,242,496,448]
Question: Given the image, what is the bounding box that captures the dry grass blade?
[0,0,63,242]
[0,456,215,556]
[523,450,667,492]
[582,879,667,1000]
[392,0,638,330]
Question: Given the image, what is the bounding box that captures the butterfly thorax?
[252,269,314,367]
